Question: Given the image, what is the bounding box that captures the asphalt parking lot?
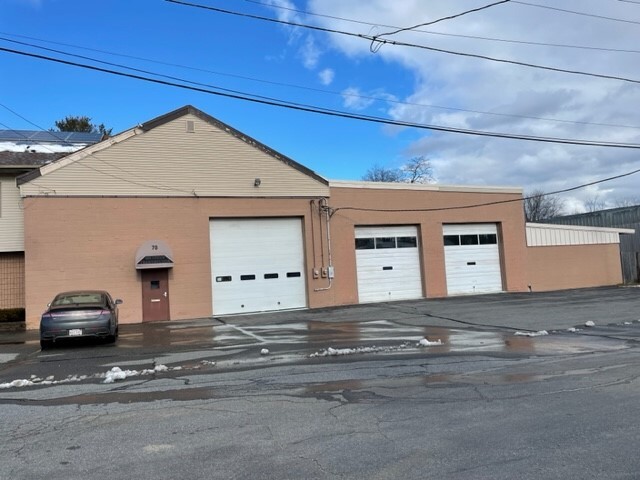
[1,286,638,365]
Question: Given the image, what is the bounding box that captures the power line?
[331,167,640,215]
[166,0,640,85]
[512,1,640,25]
[242,0,640,55]
[371,0,512,51]
[4,45,640,149]
[0,103,198,195]
[2,32,639,131]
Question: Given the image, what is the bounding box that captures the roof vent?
[186,120,195,133]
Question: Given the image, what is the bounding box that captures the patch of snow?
[418,338,443,347]
[624,322,632,325]
[309,343,411,358]
[0,379,35,389]
[567,327,580,333]
[514,330,549,337]
[260,348,270,355]
[585,321,596,327]
[0,362,190,390]
[103,367,139,384]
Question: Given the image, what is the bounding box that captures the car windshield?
[52,293,104,306]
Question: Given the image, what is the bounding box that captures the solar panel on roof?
[0,130,102,144]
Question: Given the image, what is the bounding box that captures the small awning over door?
[135,240,174,269]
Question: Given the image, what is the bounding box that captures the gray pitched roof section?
[140,105,329,186]
[0,151,65,167]
[0,130,103,145]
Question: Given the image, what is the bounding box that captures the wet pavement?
[1,286,639,387]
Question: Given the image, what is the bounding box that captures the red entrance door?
[141,269,170,322]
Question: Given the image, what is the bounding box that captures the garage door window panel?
[397,236,417,248]
[444,235,460,246]
[461,235,479,245]
[479,234,497,245]
[355,238,375,250]
[376,237,396,249]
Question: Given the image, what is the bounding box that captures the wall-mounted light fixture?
[254,178,261,187]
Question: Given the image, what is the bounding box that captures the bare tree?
[401,156,433,184]
[613,197,640,208]
[363,157,433,184]
[524,189,565,222]
[584,195,607,213]
[362,164,405,182]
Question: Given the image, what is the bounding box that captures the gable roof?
[139,105,327,185]
[18,105,329,196]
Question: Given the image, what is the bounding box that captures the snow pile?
[309,343,411,358]
[103,367,134,384]
[418,338,443,347]
[0,379,35,389]
[102,364,177,384]
[514,330,549,337]
[567,327,580,333]
[260,348,270,355]
[0,363,188,389]
[585,321,596,327]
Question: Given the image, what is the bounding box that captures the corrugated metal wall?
[547,206,640,283]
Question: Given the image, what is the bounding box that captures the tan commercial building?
[13,106,632,329]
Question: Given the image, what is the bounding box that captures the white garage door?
[355,226,423,303]
[443,224,503,295]
[210,218,307,315]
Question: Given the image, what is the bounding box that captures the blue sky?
[2,0,640,212]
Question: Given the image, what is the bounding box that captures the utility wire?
[371,0,512,52]
[331,167,640,215]
[242,0,640,55]
[4,45,640,149]
[3,32,639,131]
[512,1,640,25]
[0,103,198,195]
[166,0,640,85]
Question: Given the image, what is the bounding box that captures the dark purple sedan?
[39,290,122,349]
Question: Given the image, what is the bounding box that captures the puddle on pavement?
[116,319,629,357]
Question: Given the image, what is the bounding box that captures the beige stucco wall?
[22,185,528,329]
[526,244,623,292]
[23,196,333,329]
[328,185,529,300]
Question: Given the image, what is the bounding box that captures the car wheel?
[40,339,52,350]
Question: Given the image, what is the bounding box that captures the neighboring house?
[546,206,640,284]
[0,130,102,309]
[10,106,634,329]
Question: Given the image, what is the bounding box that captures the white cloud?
[305,0,640,208]
[299,34,321,69]
[342,87,375,111]
[318,68,335,85]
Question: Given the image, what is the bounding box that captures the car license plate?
[68,328,83,336]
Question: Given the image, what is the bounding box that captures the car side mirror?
[47,303,51,308]
[115,299,123,305]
